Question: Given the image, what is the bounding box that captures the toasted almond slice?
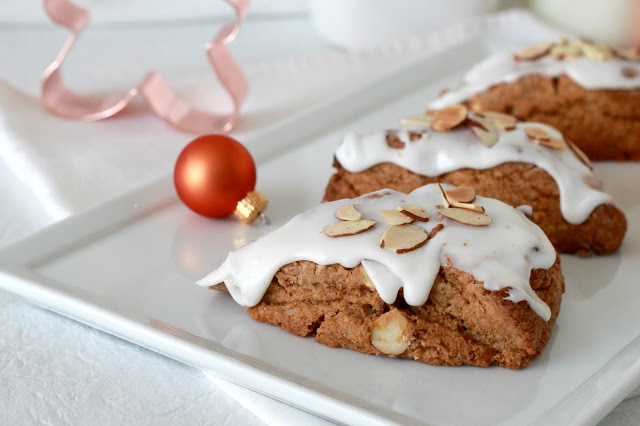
[514,41,554,61]
[471,123,499,147]
[437,207,492,226]
[622,67,638,78]
[397,205,430,222]
[428,223,444,239]
[380,224,428,254]
[335,204,362,221]
[386,133,405,149]
[566,139,593,170]
[445,186,476,203]
[583,175,604,190]
[618,47,640,60]
[476,111,517,130]
[324,220,376,237]
[437,182,451,208]
[534,137,566,150]
[407,130,426,141]
[551,43,583,61]
[360,267,376,291]
[371,309,411,355]
[432,105,468,131]
[525,126,551,142]
[450,201,485,213]
[401,115,434,127]
[380,209,413,225]
[580,42,612,61]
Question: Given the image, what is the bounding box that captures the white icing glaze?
[198,184,557,320]
[334,119,612,224]
[429,51,640,109]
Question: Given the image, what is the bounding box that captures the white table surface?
[0,7,638,425]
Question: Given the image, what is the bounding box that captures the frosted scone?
[199,184,564,369]
[323,106,627,256]
[428,39,640,160]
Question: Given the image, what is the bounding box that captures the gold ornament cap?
[234,190,269,224]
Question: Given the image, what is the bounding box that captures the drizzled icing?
[429,50,640,109]
[335,118,612,224]
[198,184,557,320]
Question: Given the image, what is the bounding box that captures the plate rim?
[1,10,638,425]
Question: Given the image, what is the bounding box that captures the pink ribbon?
[41,0,249,134]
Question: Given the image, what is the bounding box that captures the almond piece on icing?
[514,41,554,61]
[622,67,638,79]
[428,223,444,239]
[580,42,612,61]
[360,267,376,291]
[380,209,413,225]
[566,139,593,170]
[468,116,499,147]
[397,205,430,222]
[437,207,491,226]
[445,186,476,203]
[371,309,411,355]
[437,182,451,208]
[324,220,376,237]
[449,201,485,213]
[476,111,517,131]
[335,204,362,221]
[431,105,468,131]
[380,224,428,254]
[525,126,551,142]
[535,137,566,150]
[401,115,434,127]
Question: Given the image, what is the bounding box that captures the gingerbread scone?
[199,184,564,369]
[428,39,640,160]
[324,106,626,256]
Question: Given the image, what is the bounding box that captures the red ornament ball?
[174,134,256,217]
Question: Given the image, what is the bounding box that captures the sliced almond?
[335,204,362,221]
[371,309,411,355]
[437,182,451,208]
[534,137,566,150]
[407,130,426,141]
[476,111,517,131]
[401,115,434,127]
[428,223,444,239]
[380,224,428,254]
[525,126,551,142]
[514,41,554,61]
[360,267,376,291]
[583,175,603,190]
[431,105,468,131]
[622,67,638,79]
[566,139,593,170]
[324,220,376,237]
[580,42,612,61]
[397,205,430,222]
[471,125,498,148]
[468,116,500,147]
[386,133,405,149]
[437,207,492,226]
[550,42,583,61]
[380,209,413,225]
[445,186,476,203]
[449,201,485,213]
[615,46,640,61]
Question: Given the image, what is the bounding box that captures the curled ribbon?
[41,0,249,134]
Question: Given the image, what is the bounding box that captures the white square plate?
[1,17,640,425]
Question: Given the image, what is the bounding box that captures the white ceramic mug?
[531,0,637,44]
[309,0,499,49]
